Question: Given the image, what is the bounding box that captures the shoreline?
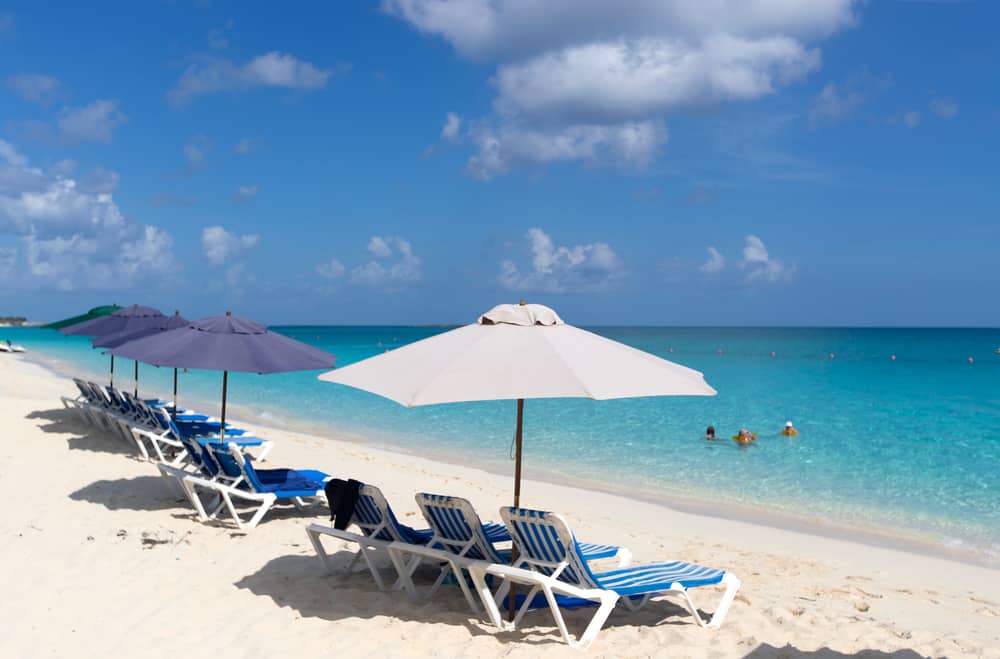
[21,347,1000,571]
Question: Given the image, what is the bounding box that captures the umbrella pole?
[508,398,525,622]
[172,368,178,422]
[220,370,228,442]
[109,354,114,388]
[134,360,139,397]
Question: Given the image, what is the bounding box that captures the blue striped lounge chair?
[130,405,273,465]
[414,493,631,613]
[307,483,468,599]
[487,506,741,649]
[188,442,329,530]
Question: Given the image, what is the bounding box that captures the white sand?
[2,354,998,658]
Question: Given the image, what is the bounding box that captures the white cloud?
[350,235,421,287]
[903,111,921,128]
[208,20,234,50]
[234,137,254,155]
[168,51,348,106]
[495,36,820,124]
[234,184,258,202]
[700,246,725,273]
[929,97,958,120]
[741,235,793,282]
[0,142,175,290]
[498,227,624,293]
[386,1,855,177]
[467,119,666,180]
[316,258,346,280]
[201,225,259,264]
[441,112,462,142]
[367,236,393,258]
[0,139,27,167]
[50,159,76,177]
[810,81,864,126]
[57,99,127,143]
[5,73,63,106]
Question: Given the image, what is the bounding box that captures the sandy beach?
[2,353,998,658]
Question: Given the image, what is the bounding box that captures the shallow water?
[8,325,999,561]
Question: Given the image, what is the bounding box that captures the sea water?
[7,325,999,562]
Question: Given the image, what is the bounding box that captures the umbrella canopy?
[93,311,191,400]
[59,304,165,387]
[43,305,121,330]
[319,302,716,406]
[92,311,190,350]
[111,312,336,436]
[110,313,336,373]
[60,304,164,337]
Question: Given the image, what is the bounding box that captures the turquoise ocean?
[6,325,999,564]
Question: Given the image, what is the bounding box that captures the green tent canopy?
[43,305,122,330]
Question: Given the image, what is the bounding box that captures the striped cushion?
[592,561,725,596]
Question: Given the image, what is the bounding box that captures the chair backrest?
[415,493,502,562]
[205,442,254,488]
[104,386,129,414]
[175,434,219,478]
[73,378,92,401]
[351,484,418,544]
[500,507,599,589]
[84,381,110,407]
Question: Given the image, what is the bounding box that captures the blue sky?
[0,1,997,326]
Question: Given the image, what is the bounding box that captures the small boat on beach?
[0,341,25,353]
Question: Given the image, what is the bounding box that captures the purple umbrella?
[93,311,190,402]
[110,312,336,438]
[61,304,165,387]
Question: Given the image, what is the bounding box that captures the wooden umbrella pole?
[134,360,139,397]
[508,398,525,622]
[109,354,115,388]
[220,371,228,442]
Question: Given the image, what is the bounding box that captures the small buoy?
[968,357,974,364]
[890,355,896,361]
[668,347,674,353]
[829,353,835,359]
[770,351,776,358]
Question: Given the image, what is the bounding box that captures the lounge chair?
[131,405,272,464]
[414,493,630,607]
[187,442,328,530]
[483,506,740,649]
[306,483,485,604]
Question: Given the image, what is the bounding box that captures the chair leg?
[708,573,741,628]
[306,527,336,574]
[243,494,276,530]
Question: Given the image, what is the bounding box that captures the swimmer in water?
[734,428,756,444]
[782,421,798,436]
[705,425,716,440]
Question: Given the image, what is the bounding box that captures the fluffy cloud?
[902,111,921,128]
[386,0,856,177]
[810,81,864,126]
[168,51,348,106]
[315,258,346,280]
[467,119,666,180]
[201,225,259,264]
[741,235,793,282]
[700,246,725,273]
[0,140,175,290]
[498,227,624,293]
[929,97,958,120]
[350,235,421,287]
[57,99,127,143]
[5,73,63,106]
[441,112,462,142]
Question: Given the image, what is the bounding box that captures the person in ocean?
[735,428,756,444]
[782,421,798,436]
[705,425,716,440]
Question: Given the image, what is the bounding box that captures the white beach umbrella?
[319,301,716,507]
